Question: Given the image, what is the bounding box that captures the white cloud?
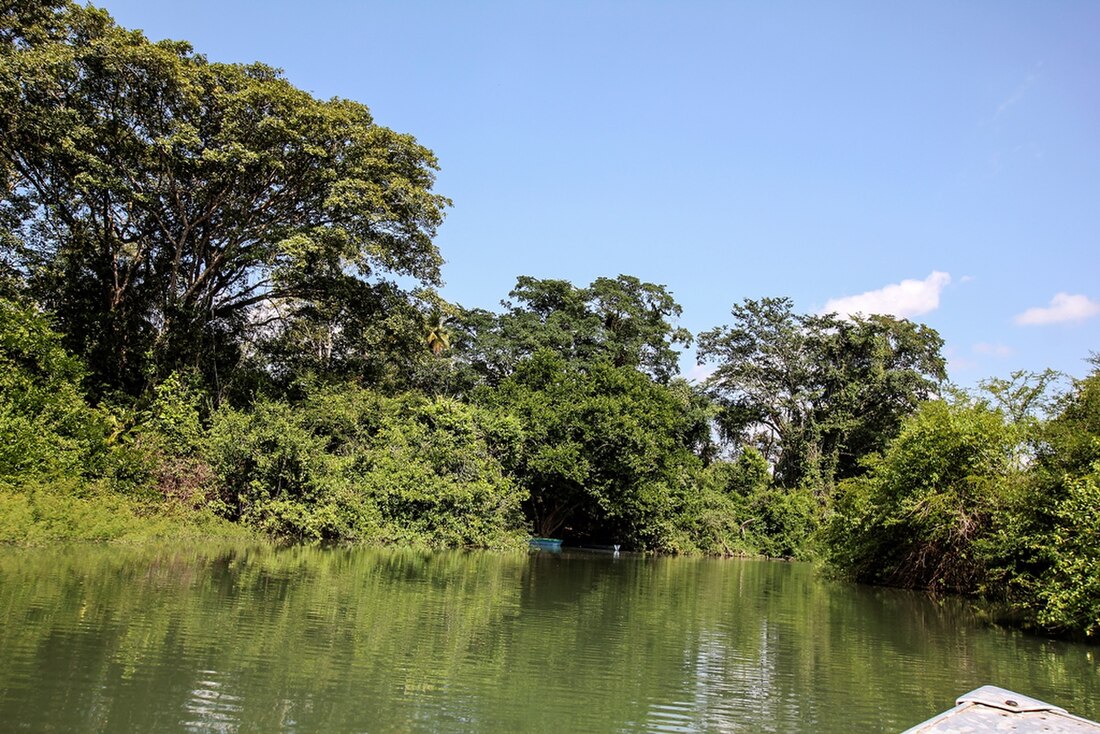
[973,342,1013,358]
[821,271,951,320]
[1015,293,1100,326]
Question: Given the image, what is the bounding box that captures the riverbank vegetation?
[2,2,1097,638]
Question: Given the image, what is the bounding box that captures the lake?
[0,543,1096,732]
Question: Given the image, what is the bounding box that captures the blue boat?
[529,537,563,551]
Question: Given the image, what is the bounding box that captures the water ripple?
[0,546,1097,733]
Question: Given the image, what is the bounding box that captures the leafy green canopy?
[986,366,1100,636]
[455,275,692,386]
[0,1,449,396]
[824,398,1019,593]
[204,383,527,545]
[822,368,1100,639]
[0,297,106,481]
[698,297,946,491]
[475,351,708,549]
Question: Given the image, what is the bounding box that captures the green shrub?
[203,383,526,546]
[1032,462,1100,636]
[982,372,1100,637]
[474,353,707,550]
[748,485,820,559]
[0,299,108,482]
[823,399,1018,592]
[0,479,247,545]
[143,372,206,456]
[669,448,818,558]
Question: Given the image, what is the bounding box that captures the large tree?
[0,1,449,396]
[697,297,945,491]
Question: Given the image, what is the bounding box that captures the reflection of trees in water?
[182,669,243,734]
[679,625,779,733]
[0,547,1097,732]
[0,544,529,731]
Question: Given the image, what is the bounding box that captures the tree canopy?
[698,297,945,490]
[0,1,449,396]
[474,350,707,548]
[454,274,692,386]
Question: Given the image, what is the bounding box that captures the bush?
[0,478,246,545]
[474,353,707,550]
[983,372,1100,637]
[203,383,527,546]
[1032,463,1100,636]
[823,399,1018,592]
[670,448,818,558]
[205,397,368,540]
[747,485,819,559]
[0,299,108,483]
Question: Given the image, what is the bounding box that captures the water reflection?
[0,544,1096,733]
[182,670,242,733]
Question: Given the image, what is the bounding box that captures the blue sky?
[100,1,1100,386]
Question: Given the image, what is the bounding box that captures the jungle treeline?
[1,2,1097,638]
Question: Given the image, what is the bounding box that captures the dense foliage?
[698,297,946,492]
[0,298,104,482]
[985,369,1100,636]
[454,275,693,386]
[0,299,241,542]
[203,385,526,546]
[1,1,448,397]
[824,371,1100,637]
[824,398,1019,592]
[473,351,706,549]
[1,2,1097,639]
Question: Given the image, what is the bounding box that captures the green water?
[0,544,1096,733]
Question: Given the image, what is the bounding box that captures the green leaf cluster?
[474,351,708,550]
[698,297,945,492]
[981,370,1100,636]
[823,368,1100,638]
[0,298,106,481]
[204,383,527,546]
[1,1,448,396]
[823,398,1018,592]
[455,275,693,386]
